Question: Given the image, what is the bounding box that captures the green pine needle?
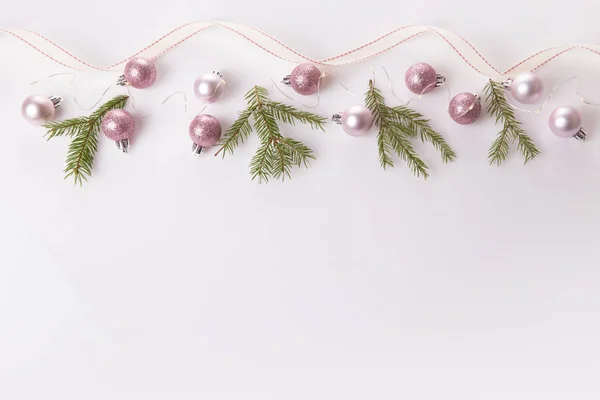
[44,117,90,140]
[43,95,129,185]
[484,79,540,165]
[266,102,327,131]
[365,80,456,179]
[391,106,456,163]
[214,107,254,158]
[385,125,429,178]
[216,86,325,183]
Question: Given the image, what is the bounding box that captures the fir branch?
[43,95,129,185]
[249,141,273,182]
[365,79,455,179]
[215,107,254,158]
[385,125,429,178]
[216,86,323,182]
[376,129,394,169]
[246,85,270,110]
[64,118,98,185]
[44,117,89,140]
[514,131,539,164]
[279,137,315,168]
[90,95,129,121]
[253,103,281,143]
[266,102,327,131]
[487,127,511,166]
[364,79,391,127]
[391,106,456,163]
[484,80,539,165]
[270,138,292,181]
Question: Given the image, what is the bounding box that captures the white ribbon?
[2,22,600,80]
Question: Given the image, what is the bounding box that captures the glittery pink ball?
[189,114,222,147]
[289,63,322,96]
[448,93,481,125]
[124,57,157,89]
[101,109,136,141]
[405,63,437,95]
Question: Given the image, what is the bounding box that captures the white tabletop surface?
[1,1,600,399]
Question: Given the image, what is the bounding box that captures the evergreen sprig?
[364,79,455,179]
[215,86,326,182]
[44,95,129,185]
[484,80,539,165]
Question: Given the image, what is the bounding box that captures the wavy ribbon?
[2,22,600,81]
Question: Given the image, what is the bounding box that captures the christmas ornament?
[448,93,481,125]
[365,79,455,179]
[282,63,322,96]
[404,63,446,95]
[189,114,222,155]
[484,80,539,164]
[21,95,63,125]
[118,57,157,89]
[504,72,544,104]
[43,96,129,184]
[548,106,586,140]
[101,109,136,152]
[4,22,599,86]
[193,71,225,103]
[216,86,327,182]
[12,22,600,185]
[332,106,374,136]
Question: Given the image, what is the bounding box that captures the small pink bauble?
[189,114,222,155]
[284,64,322,96]
[405,63,443,95]
[334,106,374,136]
[123,57,157,89]
[193,72,224,103]
[509,72,544,105]
[548,106,586,140]
[101,109,135,152]
[448,93,481,125]
[21,95,62,125]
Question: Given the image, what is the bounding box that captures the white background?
[2,1,600,399]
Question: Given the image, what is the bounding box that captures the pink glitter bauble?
[289,64,322,96]
[405,63,438,95]
[189,114,222,147]
[448,93,481,125]
[101,109,136,141]
[124,57,157,89]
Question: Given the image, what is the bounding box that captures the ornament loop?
[270,79,294,101]
[332,113,342,124]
